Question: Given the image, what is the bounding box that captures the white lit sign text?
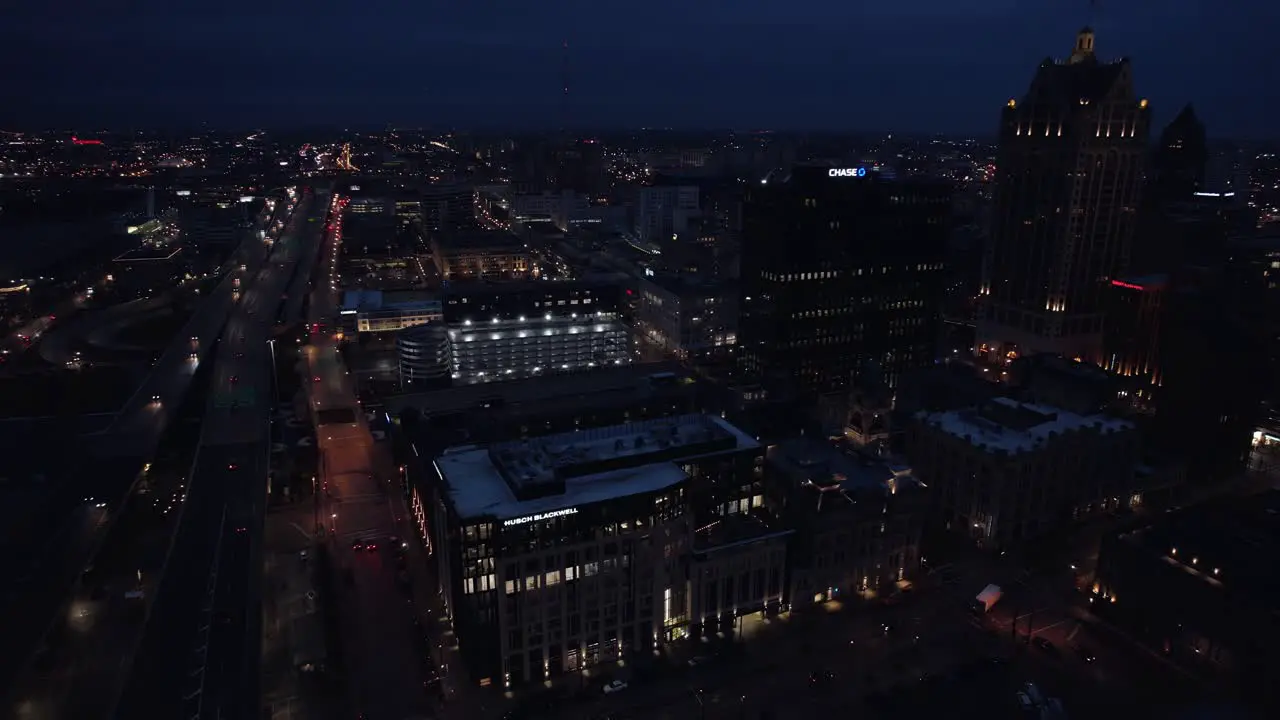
[828,168,868,178]
[503,507,579,527]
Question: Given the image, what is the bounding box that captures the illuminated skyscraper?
[978,28,1150,362]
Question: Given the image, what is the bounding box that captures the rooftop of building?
[917,397,1133,454]
[642,270,726,295]
[388,362,693,427]
[693,513,791,554]
[439,451,688,524]
[340,288,439,312]
[1112,489,1280,604]
[768,437,917,511]
[432,229,526,252]
[437,413,758,520]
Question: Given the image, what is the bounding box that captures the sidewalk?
[261,506,345,720]
[388,442,512,720]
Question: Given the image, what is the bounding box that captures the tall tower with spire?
[977,28,1150,363]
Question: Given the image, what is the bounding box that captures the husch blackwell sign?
[503,507,579,527]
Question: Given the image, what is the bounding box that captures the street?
[301,192,434,719]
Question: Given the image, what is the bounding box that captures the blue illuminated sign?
[828,167,868,178]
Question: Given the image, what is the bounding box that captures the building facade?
[636,272,738,361]
[908,397,1137,548]
[768,438,925,607]
[978,28,1150,362]
[431,230,532,281]
[425,414,764,689]
[739,165,950,395]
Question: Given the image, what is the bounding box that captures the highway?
[303,193,434,720]
[92,194,289,458]
[0,194,294,717]
[112,188,329,720]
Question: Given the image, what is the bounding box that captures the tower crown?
[1069,27,1095,64]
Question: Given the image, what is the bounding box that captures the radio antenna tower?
[560,38,570,138]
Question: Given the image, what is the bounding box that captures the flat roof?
[694,514,792,554]
[437,452,687,522]
[1114,489,1280,605]
[768,437,918,515]
[437,413,758,521]
[385,361,688,418]
[434,230,526,252]
[918,397,1132,454]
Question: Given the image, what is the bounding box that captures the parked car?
[602,680,628,694]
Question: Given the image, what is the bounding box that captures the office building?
[340,289,443,333]
[1102,275,1166,409]
[634,185,700,246]
[908,397,1137,549]
[636,272,738,361]
[1149,104,1208,205]
[431,230,532,281]
[421,184,476,233]
[425,414,763,688]
[767,439,926,607]
[978,28,1150,361]
[1152,273,1264,485]
[1092,490,1280,709]
[739,165,950,396]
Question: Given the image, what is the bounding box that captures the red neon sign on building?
[1111,280,1146,291]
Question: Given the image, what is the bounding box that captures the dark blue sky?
[4,1,1276,138]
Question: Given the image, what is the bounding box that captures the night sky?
[4,1,1277,137]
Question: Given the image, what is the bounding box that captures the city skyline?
[5,1,1279,138]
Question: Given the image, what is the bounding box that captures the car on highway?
[602,680,628,694]
[809,669,835,688]
[229,375,238,383]
[150,394,160,404]
[1075,645,1097,663]
[1032,637,1059,656]
[352,539,365,551]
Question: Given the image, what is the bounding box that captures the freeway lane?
[114,191,328,720]
[93,194,292,458]
[1,194,295,716]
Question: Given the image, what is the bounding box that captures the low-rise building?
[431,230,532,281]
[768,438,925,606]
[1092,490,1280,709]
[636,272,737,361]
[908,398,1138,549]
